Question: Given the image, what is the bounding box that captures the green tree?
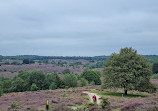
[23,59,30,64]
[17,70,31,91]
[1,79,12,93]
[29,70,46,90]
[62,74,78,88]
[153,62,158,74]
[81,69,101,85]
[45,73,62,89]
[78,78,89,87]
[103,47,156,95]
[49,82,57,90]
[30,83,38,91]
[11,76,27,92]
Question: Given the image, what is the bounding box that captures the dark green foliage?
[11,61,21,65]
[30,83,38,91]
[78,78,89,87]
[45,73,62,89]
[49,82,57,90]
[29,70,46,90]
[30,60,35,64]
[62,74,78,88]
[11,76,27,92]
[153,62,158,74]
[23,59,30,64]
[1,79,12,93]
[89,61,104,69]
[103,47,157,95]
[17,70,31,91]
[151,74,158,79]
[0,70,64,93]
[81,69,101,85]
[62,69,71,74]
[0,85,3,96]
[100,98,110,109]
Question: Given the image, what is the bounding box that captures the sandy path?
[83,91,101,105]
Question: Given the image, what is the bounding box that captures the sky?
[0,0,158,56]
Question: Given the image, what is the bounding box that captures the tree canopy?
[102,47,156,95]
[153,62,158,74]
[81,69,101,85]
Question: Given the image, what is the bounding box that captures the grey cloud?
[0,0,158,56]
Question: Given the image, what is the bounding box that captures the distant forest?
[0,55,158,64]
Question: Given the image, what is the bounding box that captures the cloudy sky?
[0,0,158,56]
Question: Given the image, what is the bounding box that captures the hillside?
[0,79,158,111]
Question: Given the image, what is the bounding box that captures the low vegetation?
[0,47,158,111]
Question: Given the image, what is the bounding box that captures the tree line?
[0,69,101,96]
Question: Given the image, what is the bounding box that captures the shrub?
[62,92,67,98]
[62,69,71,74]
[29,70,46,90]
[151,74,158,79]
[0,86,3,97]
[62,74,78,88]
[83,103,95,109]
[90,81,95,85]
[100,98,110,109]
[8,101,20,110]
[81,69,101,85]
[45,73,62,89]
[49,82,57,90]
[78,78,89,87]
[30,83,38,91]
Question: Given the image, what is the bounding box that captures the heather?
[0,80,158,111]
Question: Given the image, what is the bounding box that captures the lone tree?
[102,47,156,95]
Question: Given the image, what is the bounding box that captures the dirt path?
[83,91,101,105]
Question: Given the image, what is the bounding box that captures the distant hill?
[0,55,158,64]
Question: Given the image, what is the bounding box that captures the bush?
[62,92,67,98]
[83,103,95,109]
[49,82,57,90]
[62,69,71,74]
[100,98,110,109]
[29,70,46,90]
[8,101,20,110]
[45,73,62,89]
[0,86,3,97]
[78,78,88,87]
[151,74,158,79]
[90,81,95,85]
[30,83,38,91]
[62,74,78,88]
[81,69,101,85]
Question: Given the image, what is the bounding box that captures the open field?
[0,64,85,78]
[0,79,158,111]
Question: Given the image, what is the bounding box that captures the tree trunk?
[124,89,128,95]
